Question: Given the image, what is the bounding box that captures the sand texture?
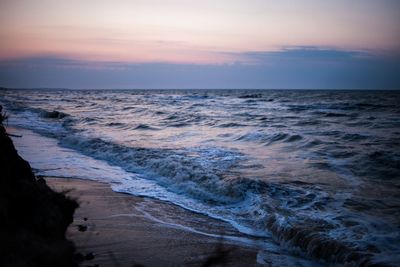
[47,177,261,267]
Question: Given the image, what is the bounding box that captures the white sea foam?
[2,89,400,266]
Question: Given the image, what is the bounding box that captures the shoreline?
[46,177,261,267]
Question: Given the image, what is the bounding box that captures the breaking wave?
[2,89,400,266]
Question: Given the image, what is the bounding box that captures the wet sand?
[46,177,261,267]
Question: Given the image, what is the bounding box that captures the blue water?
[1,89,399,266]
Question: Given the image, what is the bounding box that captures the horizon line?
[2,87,399,91]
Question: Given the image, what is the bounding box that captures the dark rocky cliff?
[0,106,79,267]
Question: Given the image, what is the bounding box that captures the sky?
[0,0,399,89]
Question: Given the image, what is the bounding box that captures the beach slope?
[47,177,261,267]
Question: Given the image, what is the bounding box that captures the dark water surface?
[1,89,399,266]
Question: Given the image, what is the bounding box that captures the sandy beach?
[46,177,262,267]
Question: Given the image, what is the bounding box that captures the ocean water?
[1,89,399,266]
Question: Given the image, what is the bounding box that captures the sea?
[1,89,399,266]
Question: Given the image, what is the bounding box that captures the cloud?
[233,46,381,64]
[0,47,399,89]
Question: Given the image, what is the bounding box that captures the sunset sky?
[0,0,399,89]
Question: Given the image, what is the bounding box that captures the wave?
[133,124,159,130]
[236,131,303,145]
[238,93,263,99]
[267,215,376,266]
[217,122,246,128]
[342,133,369,141]
[40,110,68,119]
[59,135,245,203]
[286,101,395,113]
[54,134,352,241]
[106,122,125,127]
[324,112,349,117]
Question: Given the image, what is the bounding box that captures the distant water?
[1,89,400,266]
